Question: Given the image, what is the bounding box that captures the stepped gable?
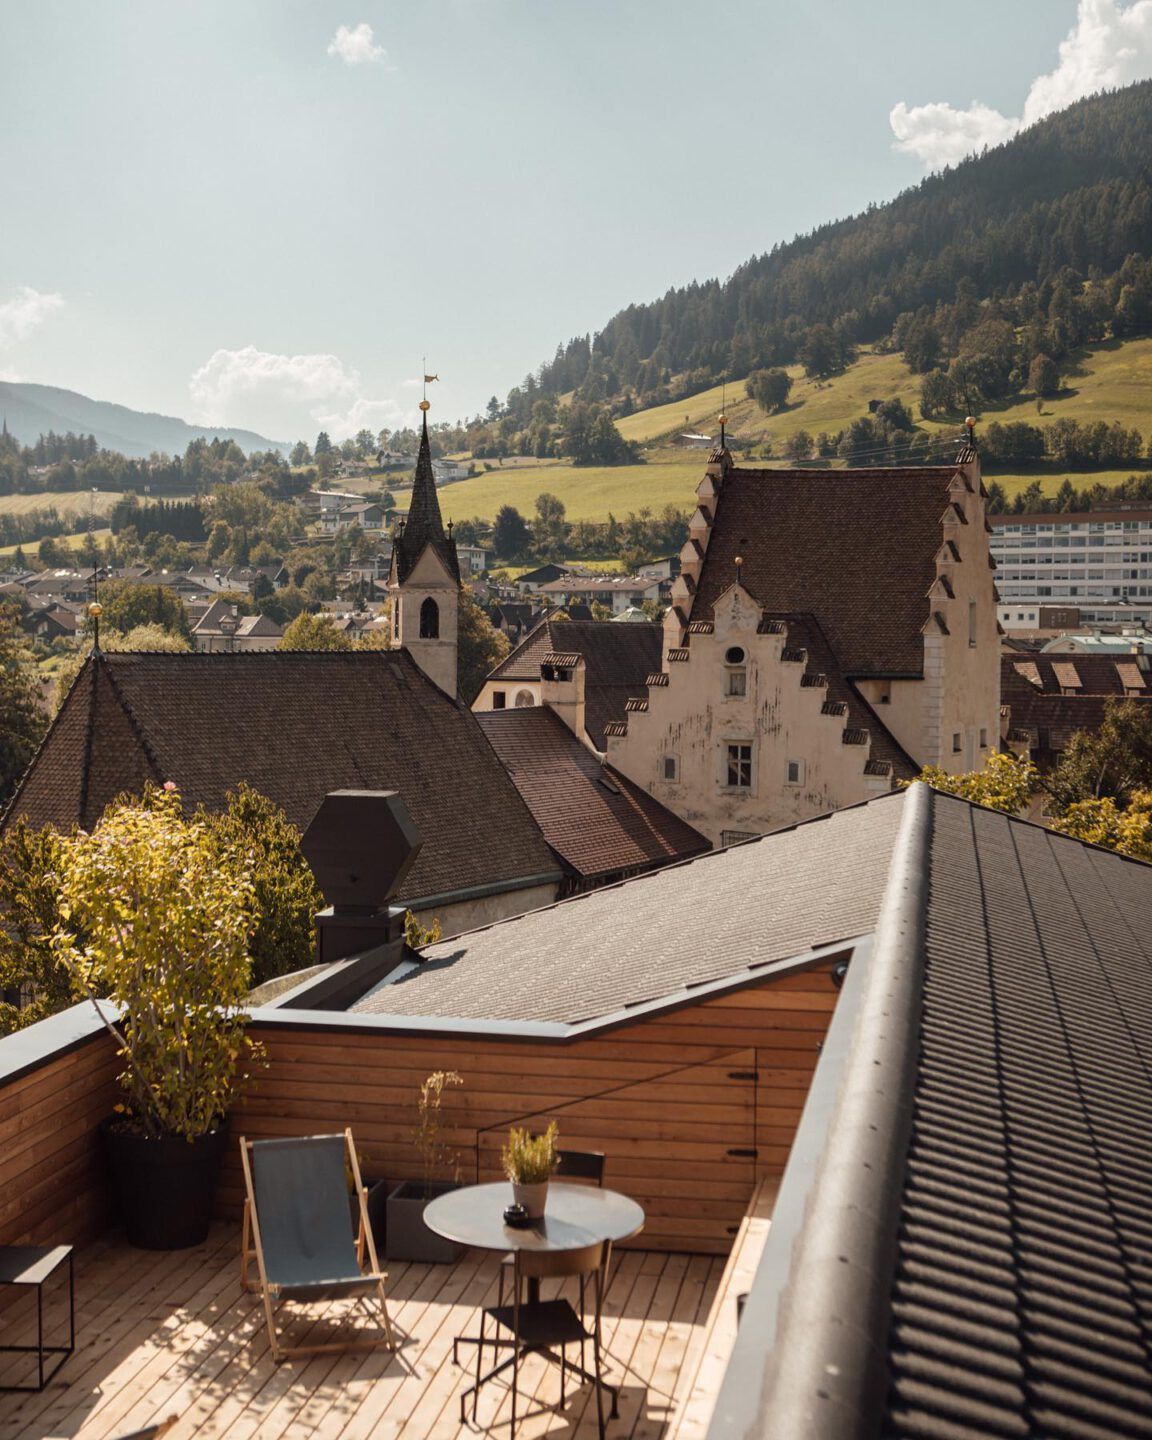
[391,414,459,584]
[487,618,663,747]
[3,650,556,904]
[689,465,965,678]
[476,707,709,882]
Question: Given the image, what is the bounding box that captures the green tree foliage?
[492,505,532,559]
[52,784,259,1139]
[745,368,793,414]
[1045,699,1152,813]
[457,591,510,704]
[0,603,47,805]
[200,785,322,989]
[1028,352,1061,397]
[289,440,312,467]
[278,612,353,651]
[99,580,192,641]
[0,821,71,1035]
[533,493,568,554]
[562,403,636,466]
[913,752,1040,814]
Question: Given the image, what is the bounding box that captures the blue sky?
[2,0,1147,444]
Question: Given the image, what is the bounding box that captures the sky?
[2,0,1151,445]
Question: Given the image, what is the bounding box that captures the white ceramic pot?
[512,1180,549,1219]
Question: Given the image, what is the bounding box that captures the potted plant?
[502,1122,560,1219]
[52,783,262,1251]
[386,1070,466,1263]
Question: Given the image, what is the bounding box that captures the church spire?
[406,405,447,547]
[392,397,459,584]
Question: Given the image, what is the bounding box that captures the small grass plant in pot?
[385,1069,466,1263]
[52,783,263,1250]
[502,1121,560,1219]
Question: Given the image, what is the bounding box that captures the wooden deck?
[0,1225,727,1440]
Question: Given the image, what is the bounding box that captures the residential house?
[456,543,487,577]
[535,573,664,615]
[515,562,571,593]
[1000,647,1152,770]
[191,599,282,652]
[602,440,1000,845]
[321,501,387,535]
[473,617,662,750]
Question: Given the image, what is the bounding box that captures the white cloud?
[890,0,1152,167]
[189,345,403,441]
[0,286,65,348]
[327,22,389,66]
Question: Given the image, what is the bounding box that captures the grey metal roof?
[350,794,905,1024]
[707,783,1152,1440]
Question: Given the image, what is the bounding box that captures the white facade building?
[990,508,1152,629]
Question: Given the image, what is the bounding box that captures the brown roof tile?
[5,650,558,904]
[475,707,709,882]
[1002,652,1152,755]
[690,466,964,676]
[486,620,663,748]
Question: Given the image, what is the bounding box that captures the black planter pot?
[101,1119,229,1250]
[385,1180,464,1264]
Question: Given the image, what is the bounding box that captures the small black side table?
[0,1244,75,1392]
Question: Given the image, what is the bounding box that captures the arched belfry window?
[419,596,440,639]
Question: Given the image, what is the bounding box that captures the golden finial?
[718,413,728,426]
[88,602,102,618]
[965,416,976,430]
[419,399,431,412]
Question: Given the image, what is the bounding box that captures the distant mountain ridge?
[0,380,286,458]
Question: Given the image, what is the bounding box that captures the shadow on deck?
[0,1224,726,1440]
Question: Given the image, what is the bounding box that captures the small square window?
[726,668,747,697]
[952,732,962,753]
[492,691,506,710]
[662,755,679,782]
[786,758,806,785]
[726,743,752,789]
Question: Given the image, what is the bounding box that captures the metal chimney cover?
[301,790,423,912]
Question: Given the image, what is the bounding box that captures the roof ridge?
[97,653,167,794]
[731,780,931,1438]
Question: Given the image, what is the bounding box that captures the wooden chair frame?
[239,1127,396,1363]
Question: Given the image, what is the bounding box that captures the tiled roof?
[4,651,558,904]
[486,619,663,748]
[351,794,904,1024]
[475,707,708,881]
[1002,651,1152,752]
[685,784,1152,1440]
[690,466,964,676]
[883,792,1152,1439]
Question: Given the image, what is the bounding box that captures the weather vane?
[421,360,439,412]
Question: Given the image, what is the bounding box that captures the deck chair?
[239,1129,395,1363]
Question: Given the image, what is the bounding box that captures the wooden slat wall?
[228,962,837,1254]
[0,1029,120,1246]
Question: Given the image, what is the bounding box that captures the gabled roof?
[1002,649,1152,743]
[690,465,966,676]
[476,707,709,881]
[4,650,558,905]
[704,783,1152,1440]
[485,618,663,748]
[390,415,459,584]
[351,792,904,1024]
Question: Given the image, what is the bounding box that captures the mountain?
[0,381,287,458]
[514,81,1152,412]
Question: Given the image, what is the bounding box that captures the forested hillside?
[478,82,1152,448]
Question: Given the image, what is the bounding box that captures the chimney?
[301,790,423,964]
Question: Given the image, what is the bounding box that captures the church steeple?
[393,402,459,583]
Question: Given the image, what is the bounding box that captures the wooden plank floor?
[0,1226,726,1440]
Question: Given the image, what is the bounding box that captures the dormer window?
[724,646,747,697]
